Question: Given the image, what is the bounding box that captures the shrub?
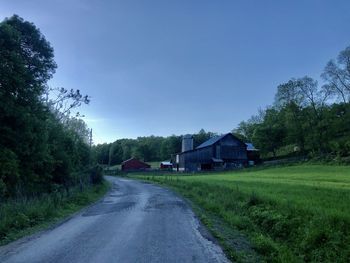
[0,148,19,197]
[90,165,104,185]
[0,179,6,199]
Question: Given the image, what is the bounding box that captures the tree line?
[0,15,94,199]
[92,129,216,165]
[233,45,350,161]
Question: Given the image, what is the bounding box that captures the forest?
[0,15,95,200]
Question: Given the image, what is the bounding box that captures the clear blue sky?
[2,0,350,144]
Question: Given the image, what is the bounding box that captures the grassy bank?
[0,181,110,246]
[134,165,350,262]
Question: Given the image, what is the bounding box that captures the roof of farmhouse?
[196,134,258,151]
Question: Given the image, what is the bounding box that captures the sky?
[1,0,350,144]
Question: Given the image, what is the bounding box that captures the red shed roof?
[121,157,149,165]
[121,158,151,171]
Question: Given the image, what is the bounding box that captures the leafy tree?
[160,135,181,160]
[322,45,350,103]
[233,118,260,142]
[274,80,307,153]
[0,15,93,197]
[252,108,286,157]
[0,148,19,197]
[108,142,123,165]
[0,15,57,195]
[193,129,216,147]
[92,143,110,165]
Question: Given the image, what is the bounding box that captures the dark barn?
[121,158,151,171]
[174,133,248,171]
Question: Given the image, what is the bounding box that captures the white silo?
[182,134,193,152]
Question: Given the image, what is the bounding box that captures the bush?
[0,148,19,197]
[0,179,6,199]
[329,137,350,157]
[90,165,104,185]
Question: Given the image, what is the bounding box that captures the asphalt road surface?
[0,176,229,263]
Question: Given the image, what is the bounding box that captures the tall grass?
[0,182,109,245]
[136,165,350,262]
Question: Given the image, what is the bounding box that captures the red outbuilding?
[160,161,173,170]
[121,158,151,171]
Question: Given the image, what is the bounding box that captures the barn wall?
[178,147,214,171]
[215,135,247,160]
[219,146,247,160]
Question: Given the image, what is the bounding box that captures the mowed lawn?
[136,165,350,262]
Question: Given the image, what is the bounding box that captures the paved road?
[0,176,229,263]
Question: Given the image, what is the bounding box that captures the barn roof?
[246,143,258,151]
[196,134,228,149]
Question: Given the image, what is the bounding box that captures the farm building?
[160,161,173,170]
[121,158,151,171]
[173,133,248,171]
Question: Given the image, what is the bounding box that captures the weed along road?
[0,176,229,263]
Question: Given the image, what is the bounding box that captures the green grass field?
[134,165,350,262]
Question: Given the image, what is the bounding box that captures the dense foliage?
[233,45,350,160]
[92,129,216,165]
[0,15,92,199]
